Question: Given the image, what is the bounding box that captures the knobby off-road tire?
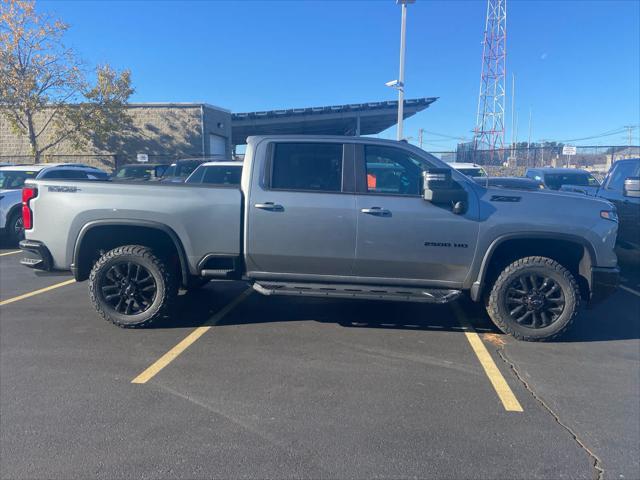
[486,256,581,341]
[88,245,177,328]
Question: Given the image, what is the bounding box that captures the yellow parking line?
[452,304,523,413]
[0,250,21,257]
[620,285,640,298]
[131,288,253,384]
[0,279,77,306]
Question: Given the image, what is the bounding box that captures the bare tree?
[0,0,133,162]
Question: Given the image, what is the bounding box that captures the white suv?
[0,163,108,243]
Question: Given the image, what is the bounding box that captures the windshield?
[115,166,157,178]
[0,170,38,189]
[202,166,242,185]
[176,162,201,178]
[544,172,599,190]
[457,168,486,178]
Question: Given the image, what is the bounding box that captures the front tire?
[7,211,24,245]
[486,256,580,341]
[89,245,177,328]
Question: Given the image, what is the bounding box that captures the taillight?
[22,187,38,230]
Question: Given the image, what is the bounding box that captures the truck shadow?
[159,284,498,335]
[157,281,640,343]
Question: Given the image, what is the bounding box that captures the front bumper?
[19,239,53,271]
[590,266,620,303]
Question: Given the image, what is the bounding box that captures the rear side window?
[271,143,343,192]
[185,166,206,183]
[41,169,89,179]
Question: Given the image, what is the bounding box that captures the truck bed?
[26,180,242,273]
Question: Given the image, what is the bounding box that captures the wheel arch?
[72,220,190,286]
[6,203,22,224]
[470,233,596,302]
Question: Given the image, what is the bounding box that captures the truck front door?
[245,141,357,278]
[353,144,479,286]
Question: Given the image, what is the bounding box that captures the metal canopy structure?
[230,97,437,145]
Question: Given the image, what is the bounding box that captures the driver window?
[364,145,423,196]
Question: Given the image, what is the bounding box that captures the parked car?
[112,163,169,182]
[20,136,619,341]
[590,159,639,250]
[449,162,488,178]
[525,167,600,193]
[160,159,208,183]
[0,163,108,243]
[185,161,243,186]
[473,176,544,191]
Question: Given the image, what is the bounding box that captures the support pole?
[397,2,407,141]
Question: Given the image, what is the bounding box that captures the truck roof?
[448,162,484,168]
[199,161,243,167]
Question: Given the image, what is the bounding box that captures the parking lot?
[1,241,639,480]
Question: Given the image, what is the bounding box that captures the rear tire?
[89,245,177,328]
[486,256,580,341]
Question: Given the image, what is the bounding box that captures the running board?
[253,281,461,304]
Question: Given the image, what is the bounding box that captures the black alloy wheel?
[100,261,157,315]
[505,273,565,329]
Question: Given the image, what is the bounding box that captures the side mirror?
[423,169,468,214]
[623,177,640,198]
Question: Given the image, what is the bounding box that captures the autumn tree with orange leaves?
[0,0,133,162]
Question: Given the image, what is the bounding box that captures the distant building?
[0,103,231,170]
[0,98,436,170]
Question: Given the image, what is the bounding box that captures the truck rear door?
[245,141,357,278]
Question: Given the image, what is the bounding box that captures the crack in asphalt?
[489,340,604,480]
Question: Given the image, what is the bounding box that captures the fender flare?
[72,219,190,285]
[470,232,597,301]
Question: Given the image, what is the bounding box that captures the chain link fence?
[429,145,640,175]
[3,145,638,177]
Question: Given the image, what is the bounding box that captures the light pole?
[387,0,415,141]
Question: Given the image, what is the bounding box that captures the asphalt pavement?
[1,241,638,479]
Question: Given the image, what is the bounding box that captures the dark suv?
[525,167,600,193]
[594,158,640,250]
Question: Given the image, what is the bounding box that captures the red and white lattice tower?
[474,0,507,160]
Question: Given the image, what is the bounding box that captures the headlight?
[600,209,618,222]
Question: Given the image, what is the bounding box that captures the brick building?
[0,103,231,170]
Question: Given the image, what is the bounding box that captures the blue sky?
[41,0,640,150]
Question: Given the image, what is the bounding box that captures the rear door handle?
[360,207,391,216]
[254,202,284,211]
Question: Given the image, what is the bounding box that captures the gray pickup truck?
[19,136,620,341]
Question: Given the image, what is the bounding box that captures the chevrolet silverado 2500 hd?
[19,136,620,341]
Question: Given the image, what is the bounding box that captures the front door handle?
[361,207,391,216]
[255,202,284,211]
